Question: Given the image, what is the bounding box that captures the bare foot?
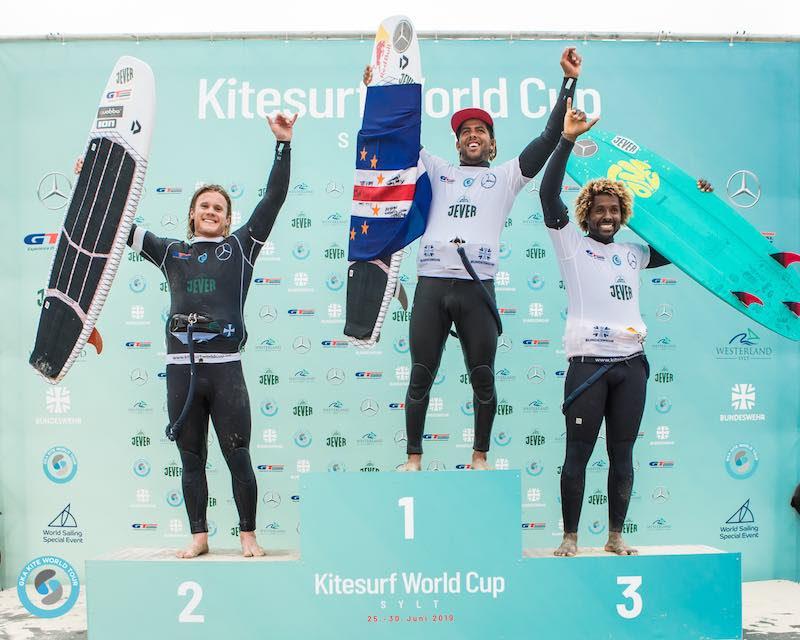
[240,531,266,558]
[605,531,638,556]
[471,451,490,471]
[554,532,578,557]
[176,532,209,559]
[398,454,422,472]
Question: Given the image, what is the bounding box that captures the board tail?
[732,291,764,307]
[783,301,800,317]
[88,327,104,354]
[770,252,800,267]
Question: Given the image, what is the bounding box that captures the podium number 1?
[616,576,643,619]
[398,496,415,540]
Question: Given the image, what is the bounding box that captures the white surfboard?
[30,56,156,383]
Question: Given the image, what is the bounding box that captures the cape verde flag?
[348,83,432,261]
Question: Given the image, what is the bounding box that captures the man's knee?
[469,364,495,404]
[223,446,255,484]
[407,363,435,403]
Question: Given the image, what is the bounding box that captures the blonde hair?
[574,179,633,232]
[187,184,232,239]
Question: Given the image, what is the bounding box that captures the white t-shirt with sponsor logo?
[416,149,529,280]
[547,222,650,358]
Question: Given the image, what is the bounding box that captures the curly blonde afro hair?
[574,179,634,232]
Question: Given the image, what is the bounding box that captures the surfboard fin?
[770,252,800,267]
[88,327,104,354]
[395,283,409,311]
[732,291,764,307]
[783,302,800,317]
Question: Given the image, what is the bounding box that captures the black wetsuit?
[541,136,667,533]
[405,77,578,456]
[129,141,290,533]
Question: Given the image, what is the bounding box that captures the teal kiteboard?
[566,130,800,341]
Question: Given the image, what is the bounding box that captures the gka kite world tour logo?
[17,556,80,618]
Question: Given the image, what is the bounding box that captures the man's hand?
[562,97,599,142]
[560,47,582,78]
[696,178,713,193]
[74,157,83,175]
[267,112,299,142]
[363,65,373,86]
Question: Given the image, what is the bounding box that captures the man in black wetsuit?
[540,101,711,556]
[97,113,295,557]
[365,48,584,471]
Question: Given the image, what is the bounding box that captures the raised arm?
[540,98,599,229]
[518,47,581,179]
[242,113,296,243]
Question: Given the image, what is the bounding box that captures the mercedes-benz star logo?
[651,486,670,503]
[527,366,545,383]
[394,430,407,446]
[37,172,72,210]
[325,181,343,198]
[292,336,311,354]
[656,304,673,322]
[497,335,512,353]
[427,460,446,472]
[360,399,379,417]
[393,20,413,53]
[161,214,178,230]
[215,243,232,261]
[259,305,278,322]
[130,368,148,385]
[573,139,598,158]
[262,491,281,508]
[326,368,345,385]
[726,170,761,208]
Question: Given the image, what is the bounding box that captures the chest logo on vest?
[447,196,477,219]
[627,251,638,269]
[610,277,633,301]
[463,177,475,187]
[585,248,606,261]
[612,254,622,266]
[439,175,455,184]
[216,243,233,261]
[198,252,208,264]
[186,277,216,294]
[481,173,497,189]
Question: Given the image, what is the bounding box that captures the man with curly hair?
[540,100,711,556]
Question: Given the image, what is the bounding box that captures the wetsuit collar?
[460,160,491,168]
[587,231,615,245]
[190,235,224,244]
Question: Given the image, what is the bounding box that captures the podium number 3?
[178,581,205,623]
[616,576,643,619]
[398,496,415,540]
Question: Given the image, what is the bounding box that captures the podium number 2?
[178,581,205,623]
[398,496,415,540]
[616,576,643,619]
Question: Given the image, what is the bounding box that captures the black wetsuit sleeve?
[126,223,174,268]
[539,136,574,230]
[645,245,671,268]
[243,141,291,244]
[518,77,577,179]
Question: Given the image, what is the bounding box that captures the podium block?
[87,472,741,639]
